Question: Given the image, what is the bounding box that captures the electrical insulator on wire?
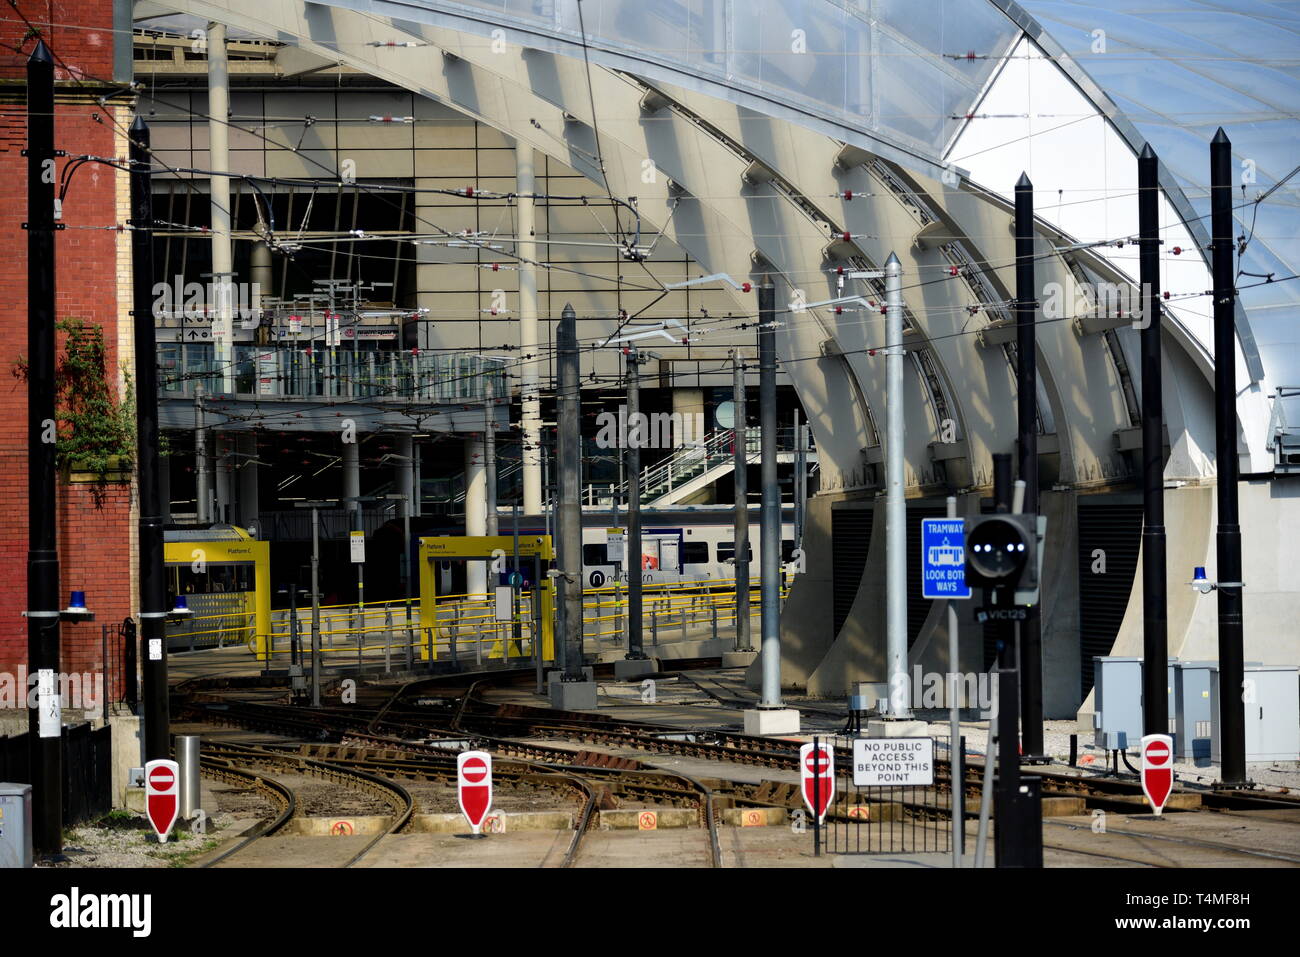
[842,190,854,201]
[948,265,959,276]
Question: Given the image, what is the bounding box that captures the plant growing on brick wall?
[12,318,135,506]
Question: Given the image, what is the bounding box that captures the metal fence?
[0,723,113,827]
[158,343,507,403]
[815,733,957,857]
[101,618,139,711]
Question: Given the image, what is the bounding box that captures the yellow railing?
[238,575,788,662]
[581,575,788,642]
[166,607,255,650]
[256,595,539,664]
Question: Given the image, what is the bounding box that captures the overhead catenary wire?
[9,11,1287,437]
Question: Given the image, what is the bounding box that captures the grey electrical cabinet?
[1092,657,1178,751]
[1173,661,1217,763]
[0,783,33,869]
[1093,657,1141,750]
[1211,665,1300,763]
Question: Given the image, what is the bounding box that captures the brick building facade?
[1,2,138,704]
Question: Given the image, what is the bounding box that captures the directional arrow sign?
[457,750,493,835]
[145,759,180,843]
[1140,733,1175,816]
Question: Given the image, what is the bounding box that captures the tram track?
[197,759,296,868]
[175,664,1299,867]
[200,741,414,867]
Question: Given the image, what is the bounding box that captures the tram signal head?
[964,514,1038,595]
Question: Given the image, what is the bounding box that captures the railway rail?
[197,758,296,868]
[200,742,414,867]
[174,662,1300,868]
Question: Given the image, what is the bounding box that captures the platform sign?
[1140,733,1175,816]
[921,518,971,600]
[494,585,513,622]
[606,528,625,562]
[350,530,365,563]
[457,751,493,835]
[799,741,834,823]
[144,759,180,843]
[852,738,934,787]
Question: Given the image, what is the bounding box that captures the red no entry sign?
[149,767,174,789]
[144,759,180,843]
[457,750,494,835]
[799,742,835,823]
[1140,734,1174,816]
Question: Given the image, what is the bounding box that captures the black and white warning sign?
[851,737,935,786]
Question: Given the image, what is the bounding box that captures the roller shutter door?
[1077,497,1143,698]
[831,505,874,637]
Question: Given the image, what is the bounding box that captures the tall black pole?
[732,352,752,652]
[991,452,1041,867]
[1014,173,1044,759]
[1210,129,1246,785]
[557,305,585,679]
[131,118,170,762]
[625,346,645,660]
[26,40,63,858]
[1138,144,1169,738]
[991,454,1020,857]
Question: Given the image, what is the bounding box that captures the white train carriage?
[579,508,796,590]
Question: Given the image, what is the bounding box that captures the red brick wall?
[0,4,134,701]
[0,2,118,82]
[58,482,133,699]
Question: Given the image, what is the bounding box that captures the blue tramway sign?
[921,518,972,600]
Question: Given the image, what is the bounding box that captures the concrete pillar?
[237,432,258,529]
[342,439,360,507]
[517,143,542,514]
[206,21,235,394]
[395,434,414,504]
[464,435,487,597]
[213,433,232,525]
[194,386,210,523]
[672,388,706,446]
[250,240,273,305]
[411,437,422,517]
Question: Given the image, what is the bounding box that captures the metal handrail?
[158,343,508,403]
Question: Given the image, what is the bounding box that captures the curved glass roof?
[330,0,1297,389]
[327,0,1019,171]
[1010,1,1300,388]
